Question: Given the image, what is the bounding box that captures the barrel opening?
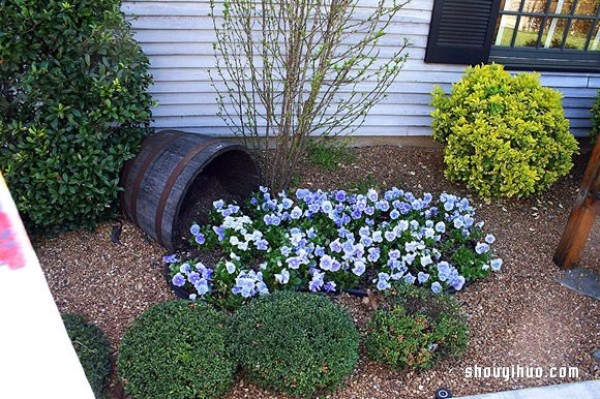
[176,149,261,245]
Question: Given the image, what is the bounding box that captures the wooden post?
[554,138,600,269]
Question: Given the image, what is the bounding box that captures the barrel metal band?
[155,138,223,246]
[130,132,183,226]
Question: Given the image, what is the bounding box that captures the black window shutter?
[425,0,501,65]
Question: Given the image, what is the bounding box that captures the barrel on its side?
[121,130,261,250]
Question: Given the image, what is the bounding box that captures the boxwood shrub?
[118,301,235,399]
[62,313,111,397]
[431,63,578,199]
[365,285,468,370]
[228,291,359,397]
[0,0,153,233]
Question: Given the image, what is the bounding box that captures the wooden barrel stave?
[121,130,260,250]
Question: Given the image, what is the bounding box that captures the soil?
[34,145,600,399]
[176,173,234,244]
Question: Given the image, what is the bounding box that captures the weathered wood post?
[554,138,600,269]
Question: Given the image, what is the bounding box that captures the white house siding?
[122,0,600,138]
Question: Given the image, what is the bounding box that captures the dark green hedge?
[0,0,153,233]
[62,313,111,397]
[228,291,359,397]
[118,301,235,399]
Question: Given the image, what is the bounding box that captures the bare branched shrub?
[210,0,409,190]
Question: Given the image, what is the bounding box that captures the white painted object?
[545,0,565,49]
[0,173,95,399]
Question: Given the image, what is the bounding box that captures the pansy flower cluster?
[166,187,502,307]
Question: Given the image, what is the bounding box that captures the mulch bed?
[35,145,600,399]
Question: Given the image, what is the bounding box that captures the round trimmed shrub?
[365,285,468,370]
[0,0,153,233]
[62,313,111,397]
[228,291,359,397]
[431,63,578,199]
[591,89,600,143]
[118,301,235,399]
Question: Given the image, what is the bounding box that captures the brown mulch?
[35,146,600,399]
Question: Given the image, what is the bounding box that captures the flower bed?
[165,187,502,309]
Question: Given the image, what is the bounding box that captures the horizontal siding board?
[130,29,414,49]
[124,2,432,19]
[151,103,434,117]
[127,10,431,30]
[152,115,434,127]
[561,97,596,108]
[124,1,600,138]
[146,53,462,71]
[150,68,465,84]
[150,81,452,95]
[150,125,437,136]
[140,42,427,60]
[153,92,435,106]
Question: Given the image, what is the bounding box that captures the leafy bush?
[0,0,153,232]
[365,285,468,370]
[228,291,359,397]
[165,187,502,309]
[118,301,235,399]
[591,90,600,143]
[431,63,578,198]
[62,313,111,397]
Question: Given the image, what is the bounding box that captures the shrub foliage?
[118,301,235,399]
[62,313,111,397]
[228,291,359,397]
[431,63,578,198]
[0,0,153,232]
[591,90,600,143]
[365,285,468,370]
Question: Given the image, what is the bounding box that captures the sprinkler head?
[435,387,452,399]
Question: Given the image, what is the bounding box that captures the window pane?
[524,0,550,13]
[494,14,519,45]
[539,18,569,48]
[548,0,574,15]
[512,14,547,47]
[590,23,600,50]
[574,0,599,16]
[499,0,526,12]
[565,19,594,49]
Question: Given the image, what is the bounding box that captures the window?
[425,0,600,72]
[491,0,600,71]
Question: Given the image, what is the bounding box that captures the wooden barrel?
[121,130,261,250]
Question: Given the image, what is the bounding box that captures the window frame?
[489,0,600,72]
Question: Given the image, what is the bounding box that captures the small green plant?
[62,314,111,397]
[118,301,234,399]
[307,140,355,171]
[0,0,153,233]
[347,174,379,193]
[365,285,468,370]
[591,90,600,143]
[431,63,578,198]
[228,291,359,397]
[524,37,577,49]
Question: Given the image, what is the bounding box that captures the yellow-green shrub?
[431,64,578,199]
